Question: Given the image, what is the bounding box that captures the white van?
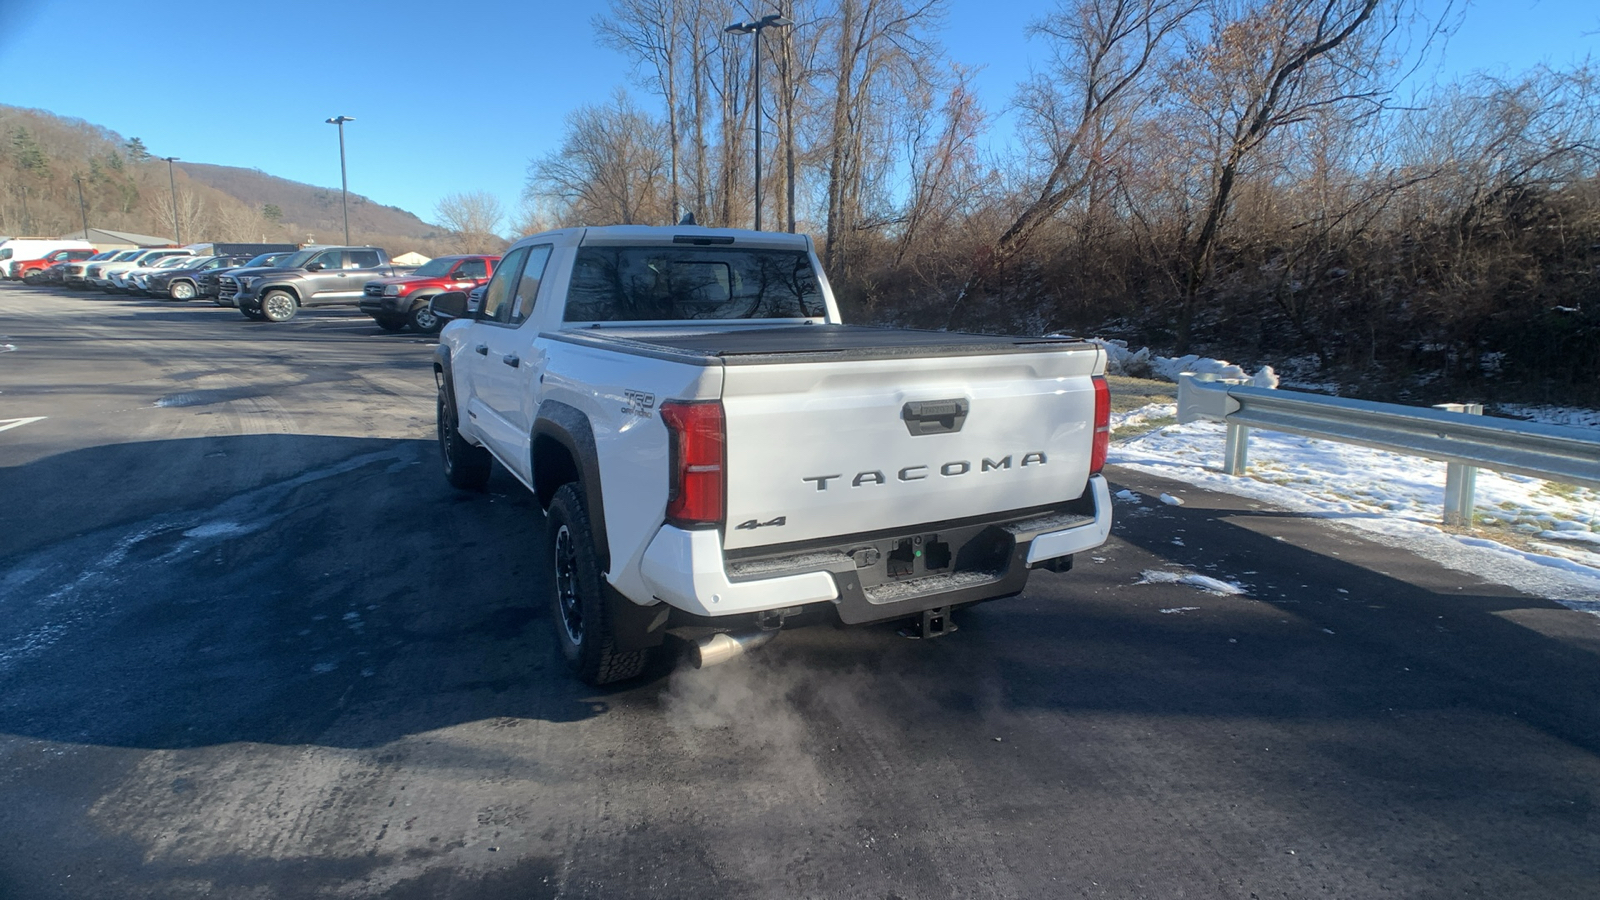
[0,239,96,279]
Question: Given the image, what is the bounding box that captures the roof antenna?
[677,211,697,226]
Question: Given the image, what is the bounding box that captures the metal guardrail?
[1176,374,1600,527]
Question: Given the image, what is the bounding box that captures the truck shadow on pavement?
[0,433,609,751]
[1038,469,1600,757]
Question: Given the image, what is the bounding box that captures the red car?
[360,254,498,334]
[17,248,98,284]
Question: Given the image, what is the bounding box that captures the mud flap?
[605,584,669,651]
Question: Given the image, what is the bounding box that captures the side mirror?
[306,262,324,271]
[430,291,470,322]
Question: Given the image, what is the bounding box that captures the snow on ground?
[1137,569,1247,596]
[1107,394,1600,615]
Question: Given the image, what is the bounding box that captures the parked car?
[428,224,1113,684]
[181,242,297,259]
[79,250,145,289]
[203,251,293,305]
[34,260,75,286]
[0,238,94,279]
[15,247,98,283]
[149,255,253,300]
[360,254,498,333]
[93,248,192,292]
[226,246,417,322]
[125,254,203,294]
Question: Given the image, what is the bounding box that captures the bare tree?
[148,186,211,242]
[510,195,563,237]
[822,0,946,275]
[597,0,687,219]
[527,92,672,226]
[1166,0,1397,350]
[435,191,508,253]
[946,0,1198,327]
[894,65,986,268]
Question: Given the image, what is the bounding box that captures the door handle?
[475,344,489,355]
[502,354,520,368]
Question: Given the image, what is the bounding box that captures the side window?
[479,245,530,325]
[348,249,381,269]
[310,249,342,270]
[456,258,487,280]
[510,246,553,326]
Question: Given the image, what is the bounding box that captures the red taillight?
[660,400,725,528]
[1090,375,1110,475]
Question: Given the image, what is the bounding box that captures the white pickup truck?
[431,225,1112,684]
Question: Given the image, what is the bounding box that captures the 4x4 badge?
[736,516,787,530]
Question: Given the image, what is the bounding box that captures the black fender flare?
[256,282,302,303]
[432,344,457,401]
[535,401,665,650]
[531,401,610,571]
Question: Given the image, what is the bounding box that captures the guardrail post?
[1224,423,1249,475]
[1434,403,1483,528]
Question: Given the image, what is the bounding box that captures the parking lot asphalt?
[1,283,1598,899]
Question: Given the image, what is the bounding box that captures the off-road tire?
[437,385,491,491]
[261,290,298,322]
[548,483,650,686]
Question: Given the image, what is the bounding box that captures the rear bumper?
[637,475,1113,621]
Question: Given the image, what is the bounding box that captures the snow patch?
[1138,569,1247,596]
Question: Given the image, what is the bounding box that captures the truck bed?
[544,324,1093,365]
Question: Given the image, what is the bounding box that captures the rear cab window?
[563,246,825,322]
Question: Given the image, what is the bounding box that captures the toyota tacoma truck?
[360,253,498,333]
[224,245,416,322]
[430,225,1112,685]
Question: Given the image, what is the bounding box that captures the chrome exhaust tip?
[690,629,778,669]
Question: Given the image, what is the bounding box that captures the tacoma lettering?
[803,452,1047,490]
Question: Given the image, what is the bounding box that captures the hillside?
[0,104,446,254]
[175,161,442,244]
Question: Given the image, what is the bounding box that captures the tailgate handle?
[901,399,969,436]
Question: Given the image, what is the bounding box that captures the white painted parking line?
[0,416,46,433]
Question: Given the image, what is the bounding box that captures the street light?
[724,13,792,231]
[73,173,90,239]
[161,156,181,243]
[325,115,356,244]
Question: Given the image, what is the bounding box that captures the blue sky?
[1,0,1594,230]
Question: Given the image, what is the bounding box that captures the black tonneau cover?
[542,324,1093,366]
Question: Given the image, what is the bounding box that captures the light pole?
[724,13,792,231]
[325,115,355,244]
[73,173,89,238]
[161,156,181,243]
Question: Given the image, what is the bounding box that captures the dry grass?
[1106,374,1177,414]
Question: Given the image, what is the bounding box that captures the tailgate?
[720,346,1105,551]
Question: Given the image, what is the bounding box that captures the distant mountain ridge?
[0,104,446,253]
[175,161,442,244]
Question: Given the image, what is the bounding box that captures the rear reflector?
[1090,375,1110,475]
[660,400,726,528]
